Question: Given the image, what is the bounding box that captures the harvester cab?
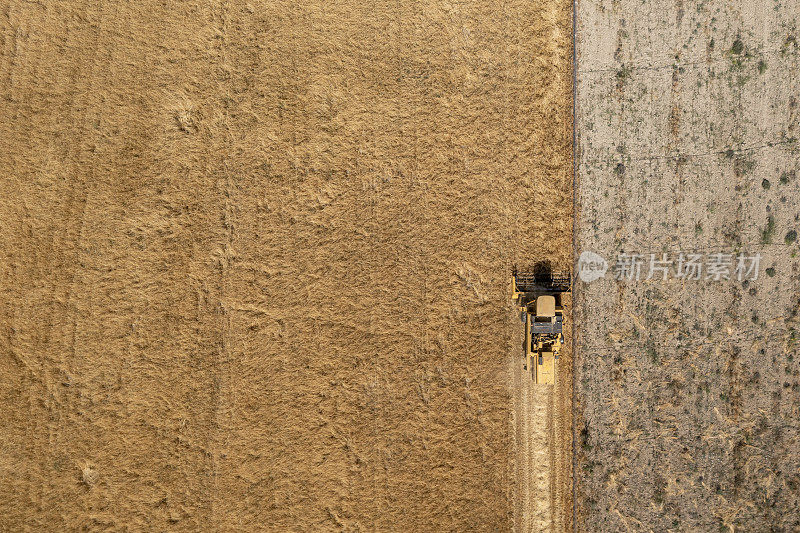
[512,268,571,385]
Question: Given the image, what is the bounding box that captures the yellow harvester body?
[512,270,570,385]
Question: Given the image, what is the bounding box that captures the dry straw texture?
[0,0,571,530]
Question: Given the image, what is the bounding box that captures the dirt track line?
[514,349,557,533]
[571,0,580,528]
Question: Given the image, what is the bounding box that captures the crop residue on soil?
[0,0,572,530]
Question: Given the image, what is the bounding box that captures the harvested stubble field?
[0,0,572,531]
[575,0,800,531]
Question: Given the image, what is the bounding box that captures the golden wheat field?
[0,0,572,530]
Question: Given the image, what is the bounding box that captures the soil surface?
[575,0,800,530]
[0,0,572,531]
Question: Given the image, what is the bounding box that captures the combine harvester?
[512,268,571,385]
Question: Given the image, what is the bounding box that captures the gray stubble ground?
[575,0,800,530]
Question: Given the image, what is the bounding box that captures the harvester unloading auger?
[512,267,571,385]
